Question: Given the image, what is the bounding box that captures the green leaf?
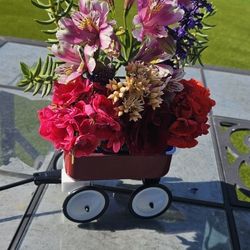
[19,56,56,97]
[20,62,30,77]
[35,18,56,25]
[42,28,58,34]
[46,38,59,44]
[31,0,51,9]
[18,79,29,87]
[24,82,34,92]
[42,56,49,74]
[47,57,54,75]
[64,0,74,14]
[32,58,42,76]
[33,81,42,95]
[45,83,52,96]
[41,84,48,97]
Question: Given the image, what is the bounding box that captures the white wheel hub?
[65,189,107,222]
[131,186,170,218]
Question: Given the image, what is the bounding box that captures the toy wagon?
[1,150,174,224]
[60,151,173,223]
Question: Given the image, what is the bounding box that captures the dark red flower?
[167,135,198,148]
[167,78,215,148]
[169,118,198,136]
[125,103,175,155]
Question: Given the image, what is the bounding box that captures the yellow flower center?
[79,17,98,32]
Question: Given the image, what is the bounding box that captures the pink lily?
[56,0,118,73]
[51,42,85,84]
[133,0,184,41]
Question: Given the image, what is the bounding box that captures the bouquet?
[19,0,216,157]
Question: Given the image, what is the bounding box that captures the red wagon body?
[64,152,172,181]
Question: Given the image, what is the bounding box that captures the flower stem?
[122,10,128,61]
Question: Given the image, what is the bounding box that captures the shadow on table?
[77,179,232,250]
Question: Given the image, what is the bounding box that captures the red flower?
[167,79,215,148]
[52,76,92,106]
[167,135,198,148]
[39,91,126,156]
[169,118,198,136]
[91,94,124,151]
[92,94,116,117]
[125,103,175,155]
[74,134,99,157]
[38,106,77,151]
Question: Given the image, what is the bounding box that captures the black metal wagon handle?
[0,170,62,191]
[0,177,35,191]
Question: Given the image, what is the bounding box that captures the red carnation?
[74,134,99,157]
[52,76,92,107]
[38,106,77,151]
[167,79,215,148]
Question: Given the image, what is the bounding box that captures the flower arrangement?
[19,0,216,157]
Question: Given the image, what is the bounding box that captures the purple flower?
[132,0,184,41]
[178,0,193,9]
[172,0,214,61]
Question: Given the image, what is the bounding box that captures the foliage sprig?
[18,56,57,96]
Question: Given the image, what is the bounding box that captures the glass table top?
[0,87,53,249]
[1,85,249,250]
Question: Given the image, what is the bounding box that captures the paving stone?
[21,184,232,250]
[233,209,250,250]
[0,40,6,48]
[0,42,47,87]
[204,70,250,120]
[184,67,203,82]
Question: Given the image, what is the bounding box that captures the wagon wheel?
[128,184,172,219]
[63,186,109,223]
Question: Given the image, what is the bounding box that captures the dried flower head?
[107,61,169,121]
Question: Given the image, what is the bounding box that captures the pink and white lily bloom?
[134,37,176,64]
[51,42,85,84]
[133,0,184,41]
[56,0,117,73]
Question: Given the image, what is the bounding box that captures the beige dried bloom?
[148,85,165,110]
[107,61,170,121]
[107,79,128,103]
[118,94,144,122]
